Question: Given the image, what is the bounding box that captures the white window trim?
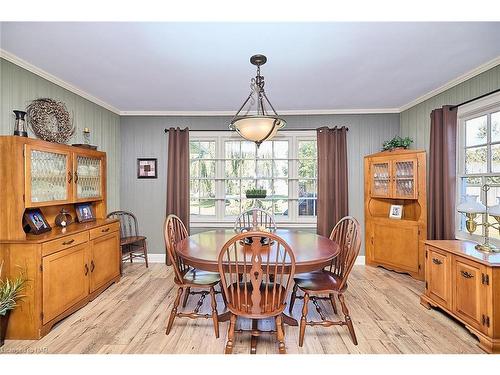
[189,130,318,228]
[456,91,500,244]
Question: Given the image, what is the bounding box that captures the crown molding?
[0,49,121,115]
[399,55,500,112]
[119,108,400,116]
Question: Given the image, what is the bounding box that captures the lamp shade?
[232,116,285,144]
[488,197,500,216]
[457,195,486,214]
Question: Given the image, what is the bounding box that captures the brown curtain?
[166,127,189,264]
[317,126,349,237]
[428,106,457,240]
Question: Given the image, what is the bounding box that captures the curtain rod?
[449,88,500,111]
[164,127,348,133]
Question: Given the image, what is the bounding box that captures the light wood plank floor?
[1,264,485,354]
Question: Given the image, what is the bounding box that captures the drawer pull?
[90,260,95,272]
[84,264,89,276]
[432,258,442,265]
[101,228,110,233]
[67,171,73,183]
[62,239,75,245]
[74,171,79,183]
[461,270,474,279]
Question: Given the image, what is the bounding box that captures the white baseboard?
[136,254,366,265]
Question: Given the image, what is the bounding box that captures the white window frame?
[456,91,500,244]
[189,130,317,228]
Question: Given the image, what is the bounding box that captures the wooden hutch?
[0,136,120,339]
[364,149,427,280]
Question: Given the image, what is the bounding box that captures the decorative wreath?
[26,98,75,143]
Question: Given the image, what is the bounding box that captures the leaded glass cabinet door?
[73,153,104,201]
[370,161,392,198]
[393,159,418,199]
[25,145,72,207]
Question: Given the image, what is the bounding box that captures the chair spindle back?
[218,231,295,316]
[107,211,140,239]
[164,214,190,283]
[234,208,277,232]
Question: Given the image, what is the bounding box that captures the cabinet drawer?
[42,231,89,256]
[89,222,119,240]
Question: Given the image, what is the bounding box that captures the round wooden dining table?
[176,228,340,330]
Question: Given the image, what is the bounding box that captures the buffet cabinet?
[0,136,120,339]
[421,240,500,354]
[364,149,427,280]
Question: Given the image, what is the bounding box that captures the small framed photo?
[137,158,158,179]
[24,208,51,234]
[389,204,403,219]
[75,203,96,223]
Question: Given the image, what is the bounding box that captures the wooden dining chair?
[289,216,361,347]
[234,208,277,232]
[107,210,148,270]
[218,231,296,354]
[164,214,223,338]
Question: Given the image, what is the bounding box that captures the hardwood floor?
[1,263,484,354]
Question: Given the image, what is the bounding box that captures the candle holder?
[13,110,28,137]
[457,184,500,253]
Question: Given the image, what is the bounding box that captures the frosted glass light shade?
[457,195,486,214]
[232,116,285,144]
[488,197,500,216]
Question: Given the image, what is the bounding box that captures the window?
[189,131,317,226]
[457,100,500,241]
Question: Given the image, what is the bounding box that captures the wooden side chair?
[164,214,223,338]
[289,216,361,347]
[218,231,296,354]
[107,210,148,270]
[234,208,277,233]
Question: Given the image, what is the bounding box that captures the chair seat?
[182,269,221,286]
[120,236,146,246]
[294,270,345,293]
[226,282,287,313]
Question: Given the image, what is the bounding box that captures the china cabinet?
[0,136,120,339]
[364,149,427,280]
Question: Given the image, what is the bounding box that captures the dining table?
[176,228,340,352]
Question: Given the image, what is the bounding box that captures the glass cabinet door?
[74,154,103,200]
[371,161,391,197]
[25,146,72,206]
[393,159,418,199]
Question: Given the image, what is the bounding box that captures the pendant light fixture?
[229,54,286,146]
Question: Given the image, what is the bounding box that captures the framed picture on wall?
[23,208,51,234]
[137,158,158,179]
[389,204,403,219]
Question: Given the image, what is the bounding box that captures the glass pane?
[299,180,316,198]
[273,200,288,216]
[199,160,215,178]
[465,115,487,146]
[458,177,482,236]
[190,199,200,215]
[273,141,288,158]
[190,160,199,178]
[199,180,215,198]
[189,141,200,159]
[30,149,68,202]
[492,144,500,173]
[492,111,500,143]
[190,179,199,197]
[241,179,256,197]
[257,142,272,159]
[241,141,255,159]
[395,179,414,198]
[225,141,240,158]
[241,160,256,178]
[372,162,390,179]
[298,140,317,159]
[199,141,215,158]
[225,179,240,198]
[225,199,240,216]
[298,160,316,178]
[256,160,272,177]
[273,179,289,198]
[465,146,487,174]
[241,199,254,212]
[225,160,241,178]
[395,161,414,178]
[299,199,317,216]
[273,160,288,177]
[256,179,271,192]
[199,199,215,216]
[76,156,101,199]
[258,199,273,212]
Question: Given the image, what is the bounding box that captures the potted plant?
[245,188,267,199]
[0,261,26,347]
[382,136,413,151]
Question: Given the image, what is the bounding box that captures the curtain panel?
[428,106,457,240]
[316,126,349,237]
[166,127,190,264]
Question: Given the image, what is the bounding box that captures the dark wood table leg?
[218,311,232,322]
[250,319,258,354]
[281,313,298,326]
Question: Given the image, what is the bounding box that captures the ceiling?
[1,22,500,114]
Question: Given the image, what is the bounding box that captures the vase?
[0,311,11,347]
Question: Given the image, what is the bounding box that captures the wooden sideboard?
[364,149,427,280]
[421,240,500,354]
[0,136,121,339]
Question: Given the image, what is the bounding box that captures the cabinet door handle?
[74,171,79,183]
[461,270,474,279]
[432,258,442,265]
[90,260,95,272]
[102,228,110,233]
[84,264,89,276]
[62,239,75,245]
[67,171,73,183]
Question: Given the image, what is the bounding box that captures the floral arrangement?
[382,136,413,151]
[245,189,267,198]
